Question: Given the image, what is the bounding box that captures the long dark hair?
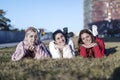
[78,29,96,46]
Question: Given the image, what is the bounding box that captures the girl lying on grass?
[12,27,50,61]
[49,29,75,59]
[78,29,105,58]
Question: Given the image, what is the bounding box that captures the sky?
[0,0,83,32]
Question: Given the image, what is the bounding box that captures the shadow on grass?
[105,46,117,56]
[109,67,120,80]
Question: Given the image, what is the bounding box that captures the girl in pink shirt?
[12,27,50,61]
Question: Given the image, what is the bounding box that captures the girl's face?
[27,31,38,45]
[81,33,92,45]
[55,33,66,46]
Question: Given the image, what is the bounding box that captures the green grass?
[0,40,120,80]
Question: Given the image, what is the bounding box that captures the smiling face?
[81,33,92,45]
[25,29,38,45]
[54,33,66,46]
[27,31,38,45]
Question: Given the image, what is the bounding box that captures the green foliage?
[0,9,12,31]
[0,42,120,80]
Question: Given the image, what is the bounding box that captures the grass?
[0,37,120,80]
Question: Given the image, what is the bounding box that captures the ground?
[0,37,120,80]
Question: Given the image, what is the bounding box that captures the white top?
[49,39,75,59]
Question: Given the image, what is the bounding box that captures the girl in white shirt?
[49,29,75,59]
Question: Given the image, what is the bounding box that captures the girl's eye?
[61,35,63,38]
[57,37,60,40]
[30,35,33,38]
[82,38,85,40]
[34,35,37,38]
[86,36,89,38]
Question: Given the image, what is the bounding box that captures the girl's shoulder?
[68,38,73,42]
[37,41,45,46]
[49,40,55,46]
[49,40,54,43]
[95,37,102,40]
[17,41,24,46]
[95,37,104,42]
[67,38,73,44]
[15,41,24,49]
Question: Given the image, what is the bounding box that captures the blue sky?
[0,0,83,32]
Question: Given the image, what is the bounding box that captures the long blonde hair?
[24,27,39,45]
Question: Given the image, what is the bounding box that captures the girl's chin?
[61,43,65,46]
[85,43,91,45]
[30,42,35,45]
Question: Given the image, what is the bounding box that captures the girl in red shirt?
[78,29,105,58]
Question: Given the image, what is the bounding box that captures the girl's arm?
[93,38,105,58]
[79,46,87,58]
[49,41,61,59]
[35,42,50,59]
[12,42,26,61]
[63,45,74,58]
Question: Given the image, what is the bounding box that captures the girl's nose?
[60,38,64,41]
[32,37,35,40]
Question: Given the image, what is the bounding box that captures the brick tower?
[84,0,120,36]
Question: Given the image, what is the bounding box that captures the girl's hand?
[55,44,65,50]
[28,45,35,51]
[24,41,35,51]
[81,43,97,48]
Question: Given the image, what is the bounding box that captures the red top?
[79,37,105,58]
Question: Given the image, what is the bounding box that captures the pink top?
[12,41,50,61]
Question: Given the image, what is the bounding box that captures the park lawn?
[0,41,120,80]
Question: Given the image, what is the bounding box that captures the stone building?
[84,0,120,37]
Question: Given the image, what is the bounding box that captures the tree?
[0,9,12,30]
